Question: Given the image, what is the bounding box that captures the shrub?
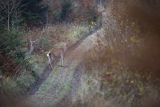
[21,0,48,27]
[0,29,30,76]
[50,0,73,22]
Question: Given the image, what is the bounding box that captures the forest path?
[26,4,107,96]
[27,27,105,107]
[26,25,103,95]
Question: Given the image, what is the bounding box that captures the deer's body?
[46,42,67,69]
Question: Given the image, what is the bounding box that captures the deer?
[46,42,67,70]
[27,38,39,55]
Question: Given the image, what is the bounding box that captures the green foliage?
[68,25,89,41]
[16,70,35,92]
[1,77,21,94]
[53,0,73,22]
[86,9,99,24]
[0,0,24,30]
[0,29,31,75]
[21,0,48,26]
[0,30,23,54]
[59,0,73,21]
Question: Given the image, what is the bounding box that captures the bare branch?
[0,0,22,30]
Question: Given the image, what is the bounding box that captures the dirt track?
[26,24,105,107]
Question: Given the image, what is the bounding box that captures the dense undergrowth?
[77,2,160,107]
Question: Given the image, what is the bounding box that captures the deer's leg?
[60,51,64,67]
[47,51,54,69]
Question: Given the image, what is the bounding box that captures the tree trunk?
[7,14,10,31]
